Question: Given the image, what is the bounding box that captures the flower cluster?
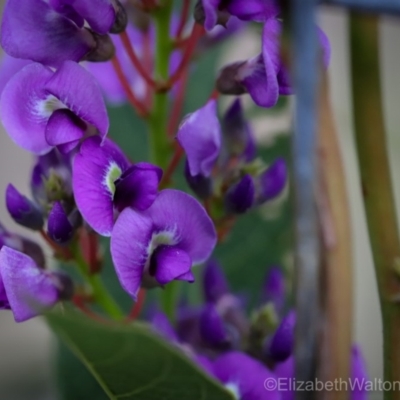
[150,261,368,400]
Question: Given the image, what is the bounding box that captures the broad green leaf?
[49,311,234,400]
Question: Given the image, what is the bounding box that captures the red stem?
[125,289,146,322]
[161,144,184,187]
[111,56,149,117]
[168,24,205,87]
[120,30,157,89]
[168,68,189,137]
[176,0,191,40]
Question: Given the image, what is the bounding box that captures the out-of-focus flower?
[0,246,73,322]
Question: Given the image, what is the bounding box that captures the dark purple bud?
[110,0,128,33]
[47,202,74,244]
[255,158,287,204]
[184,161,213,199]
[84,31,115,62]
[21,238,46,269]
[200,303,230,347]
[263,266,285,314]
[216,61,247,95]
[266,311,295,362]
[203,259,229,303]
[52,271,74,301]
[6,184,44,231]
[222,99,256,162]
[224,174,255,214]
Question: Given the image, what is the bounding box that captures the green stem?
[161,281,179,322]
[73,245,124,320]
[148,1,174,169]
[350,14,400,399]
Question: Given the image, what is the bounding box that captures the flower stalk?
[350,14,400,399]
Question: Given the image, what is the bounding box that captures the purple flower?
[110,189,217,299]
[177,100,222,178]
[203,259,229,303]
[224,174,255,214]
[265,311,295,362]
[0,61,108,155]
[262,266,285,314]
[217,19,331,108]
[47,201,74,244]
[0,246,72,322]
[213,351,280,400]
[1,0,126,68]
[5,184,44,230]
[73,136,162,236]
[0,54,32,96]
[200,303,230,347]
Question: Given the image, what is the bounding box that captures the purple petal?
[0,54,32,96]
[263,266,285,313]
[213,351,280,400]
[274,356,294,400]
[5,184,44,230]
[73,136,130,236]
[45,61,109,138]
[110,209,154,299]
[0,246,60,322]
[150,246,193,286]
[47,201,74,244]
[200,303,229,346]
[198,0,222,31]
[1,0,95,68]
[151,311,179,342]
[257,157,287,203]
[45,109,86,149]
[145,189,217,263]
[224,174,255,214]
[203,259,229,303]
[0,63,53,154]
[114,162,162,212]
[351,345,369,400]
[227,0,278,22]
[177,100,222,177]
[266,311,295,362]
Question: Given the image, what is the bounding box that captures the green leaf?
[49,311,234,400]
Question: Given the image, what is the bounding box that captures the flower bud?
[47,202,74,244]
[224,174,255,214]
[200,303,230,347]
[110,0,128,33]
[184,161,213,199]
[263,266,285,314]
[203,259,229,303]
[255,158,287,204]
[21,238,46,269]
[265,311,295,362]
[84,31,115,62]
[194,0,230,30]
[6,184,44,231]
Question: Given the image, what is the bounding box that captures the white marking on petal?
[225,382,240,399]
[103,162,122,198]
[35,95,66,119]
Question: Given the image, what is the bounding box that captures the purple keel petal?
[110,209,154,299]
[145,189,217,264]
[45,61,109,138]
[73,137,129,236]
[177,100,222,177]
[150,246,192,286]
[114,162,162,212]
[45,109,86,149]
[1,0,95,68]
[0,246,59,322]
[0,63,53,154]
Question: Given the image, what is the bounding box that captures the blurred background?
[0,3,399,400]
